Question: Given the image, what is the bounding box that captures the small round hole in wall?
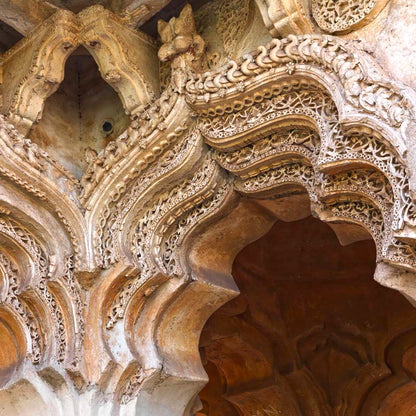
[102,121,113,135]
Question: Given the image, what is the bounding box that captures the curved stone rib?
[79,5,159,116]
[3,10,79,135]
[0,117,90,270]
[186,34,415,133]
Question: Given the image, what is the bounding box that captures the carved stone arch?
[358,328,416,415]
[0,173,85,378]
[201,126,411,267]
[0,245,55,369]
[0,241,85,400]
[186,34,414,128]
[0,188,70,273]
[0,117,90,270]
[1,3,416,413]
[185,33,416,276]
[166,189,415,413]
[80,128,234,413]
[68,30,416,414]
[0,303,28,386]
[2,9,79,135]
[78,5,160,117]
[0,220,81,374]
[89,31,416,414]
[0,248,54,373]
[81,86,190,268]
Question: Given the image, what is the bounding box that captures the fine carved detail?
[158,4,205,72]
[312,0,390,33]
[186,35,412,129]
[0,3,415,415]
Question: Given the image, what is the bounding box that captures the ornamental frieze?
[0,1,415,415]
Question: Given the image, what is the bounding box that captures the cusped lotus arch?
[0,2,416,415]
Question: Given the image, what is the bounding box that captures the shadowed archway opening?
[0,20,23,53]
[197,215,416,415]
[0,312,25,388]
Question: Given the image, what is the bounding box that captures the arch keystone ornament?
[0,1,415,415]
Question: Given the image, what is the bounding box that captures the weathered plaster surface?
[0,1,415,415]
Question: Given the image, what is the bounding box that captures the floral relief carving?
[195,0,253,69]
[186,34,412,129]
[0,218,83,369]
[118,365,146,405]
[131,155,221,278]
[0,252,43,364]
[0,3,415,415]
[99,126,201,270]
[311,0,390,33]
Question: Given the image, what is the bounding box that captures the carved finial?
[157,4,205,72]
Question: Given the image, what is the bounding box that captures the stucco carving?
[0,1,415,415]
[253,0,391,37]
[2,9,78,134]
[254,0,314,36]
[312,0,390,33]
[2,5,159,136]
[79,5,159,115]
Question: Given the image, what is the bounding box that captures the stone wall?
[0,1,415,415]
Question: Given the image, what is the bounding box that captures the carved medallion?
[312,0,390,33]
